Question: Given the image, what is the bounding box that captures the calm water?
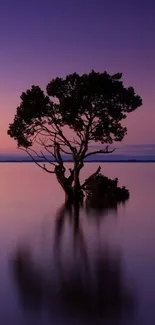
[0,162,155,324]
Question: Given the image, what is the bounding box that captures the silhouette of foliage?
[85,173,129,212]
[8,71,142,201]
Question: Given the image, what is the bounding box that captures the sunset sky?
[0,0,155,154]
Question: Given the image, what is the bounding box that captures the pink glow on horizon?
[0,95,154,154]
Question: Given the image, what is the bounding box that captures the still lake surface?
[0,162,155,324]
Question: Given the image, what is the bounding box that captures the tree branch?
[55,142,64,166]
[81,166,101,189]
[36,137,58,162]
[79,116,93,157]
[60,146,71,155]
[73,137,81,146]
[19,148,55,173]
[68,168,74,185]
[35,119,72,148]
[51,114,75,152]
[84,146,115,159]
[40,150,57,167]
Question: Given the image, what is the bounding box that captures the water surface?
[0,163,155,324]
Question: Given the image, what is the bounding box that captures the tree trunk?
[55,166,74,203]
[55,163,84,204]
[73,163,80,199]
[73,162,84,203]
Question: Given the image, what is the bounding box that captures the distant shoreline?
[0,160,155,163]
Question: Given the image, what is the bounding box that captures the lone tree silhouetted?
[8,71,142,202]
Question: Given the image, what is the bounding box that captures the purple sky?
[0,0,155,153]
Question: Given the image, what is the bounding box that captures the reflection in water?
[12,248,43,310]
[86,185,129,218]
[11,200,135,324]
[85,197,122,217]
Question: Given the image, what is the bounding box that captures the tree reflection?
[12,247,43,310]
[11,200,134,324]
[85,186,129,218]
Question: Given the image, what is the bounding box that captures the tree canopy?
[7,70,142,201]
[8,70,142,159]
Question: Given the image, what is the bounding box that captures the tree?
[7,71,142,202]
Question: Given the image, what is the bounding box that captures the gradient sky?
[0,0,155,153]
